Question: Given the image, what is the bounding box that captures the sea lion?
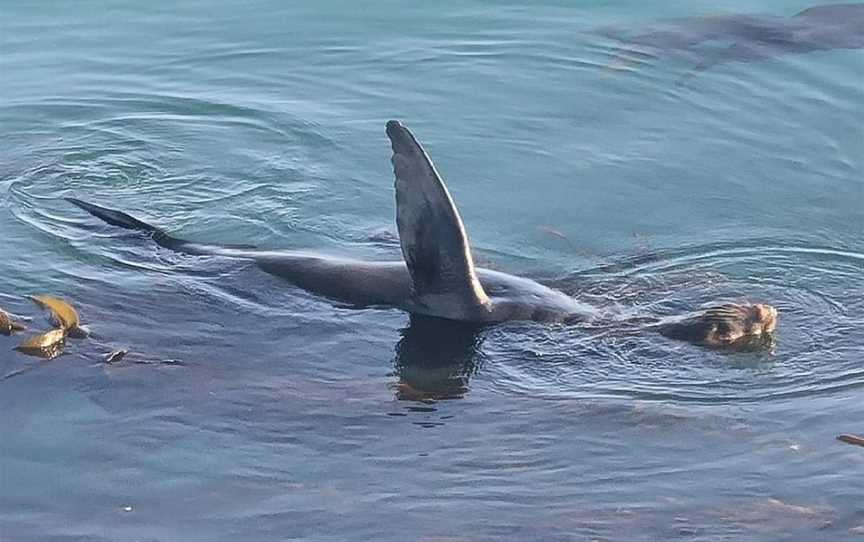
[67,120,777,348]
[653,303,778,348]
[601,3,864,71]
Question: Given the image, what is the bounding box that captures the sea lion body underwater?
[67,120,777,347]
[602,3,864,70]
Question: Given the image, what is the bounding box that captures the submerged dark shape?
[837,433,864,447]
[601,3,864,71]
[67,121,777,353]
[392,315,484,401]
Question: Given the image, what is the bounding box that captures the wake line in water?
[573,239,864,277]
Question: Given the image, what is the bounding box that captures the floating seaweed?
[30,295,87,337]
[14,328,66,359]
[8,295,87,360]
[0,308,27,336]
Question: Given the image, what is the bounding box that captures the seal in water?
[67,120,777,348]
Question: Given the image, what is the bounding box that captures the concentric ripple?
[483,240,864,403]
[1,90,344,289]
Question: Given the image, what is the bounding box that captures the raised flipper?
[386,120,491,320]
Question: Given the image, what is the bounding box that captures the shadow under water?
[391,315,486,402]
[600,3,864,72]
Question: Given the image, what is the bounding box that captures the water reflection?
[391,315,485,401]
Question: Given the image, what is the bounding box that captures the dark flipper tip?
[66,197,86,209]
[66,197,158,233]
[386,120,420,156]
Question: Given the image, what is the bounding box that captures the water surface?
[1,1,863,540]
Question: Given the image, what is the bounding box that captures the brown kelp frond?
[30,295,83,334]
[15,328,66,359]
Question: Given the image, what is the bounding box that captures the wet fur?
[655,304,777,346]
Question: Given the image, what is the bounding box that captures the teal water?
[1,1,863,540]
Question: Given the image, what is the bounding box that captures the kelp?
[30,295,85,336]
[0,308,26,336]
[14,328,66,360]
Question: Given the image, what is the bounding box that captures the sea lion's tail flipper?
[67,198,162,234]
[66,198,255,255]
[386,120,491,319]
[66,198,184,249]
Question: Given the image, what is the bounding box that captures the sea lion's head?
[657,303,778,349]
[698,303,778,346]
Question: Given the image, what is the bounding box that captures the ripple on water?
[3,91,340,276]
[483,240,864,404]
